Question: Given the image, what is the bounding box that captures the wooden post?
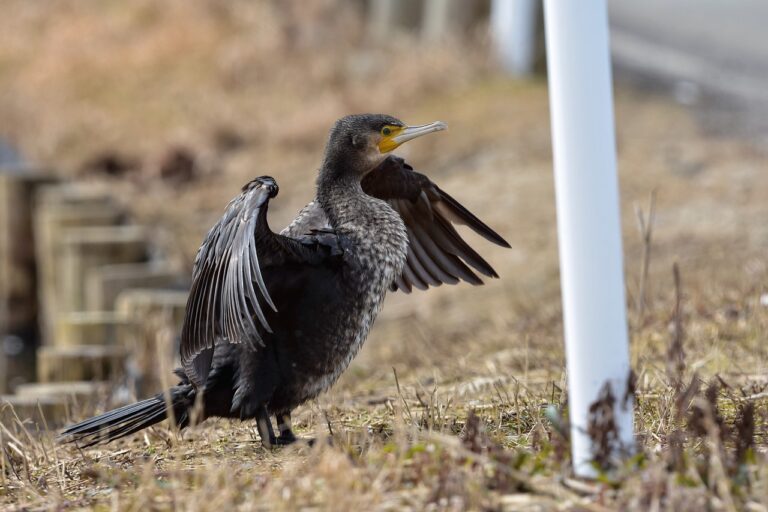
[55,311,130,347]
[0,170,55,393]
[368,0,423,39]
[85,262,183,311]
[34,184,123,344]
[59,226,149,315]
[422,0,483,41]
[37,344,127,383]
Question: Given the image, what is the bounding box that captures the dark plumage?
[59,114,510,448]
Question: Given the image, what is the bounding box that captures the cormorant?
[60,114,510,448]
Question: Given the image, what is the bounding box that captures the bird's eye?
[381,127,391,136]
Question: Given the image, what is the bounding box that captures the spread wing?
[180,176,338,387]
[361,156,510,293]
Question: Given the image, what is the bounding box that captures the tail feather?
[59,385,195,448]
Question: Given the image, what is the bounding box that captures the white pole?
[491,0,538,76]
[543,0,633,477]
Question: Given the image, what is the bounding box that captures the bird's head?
[322,114,447,177]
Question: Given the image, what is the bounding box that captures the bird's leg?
[255,406,276,449]
[275,412,298,445]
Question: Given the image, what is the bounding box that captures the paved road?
[608,0,768,139]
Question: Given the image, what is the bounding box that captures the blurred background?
[0,0,766,426]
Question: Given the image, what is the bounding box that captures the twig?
[2,443,21,482]
[6,439,31,483]
[157,321,179,446]
[392,367,413,424]
[634,189,656,322]
[667,263,685,390]
[36,401,66,493]
[0,428,5,487]
[739,391,768,402]
[696,396,737,512]
[323,410,335,439]
[5,406,43,486]
[34,402,52,465]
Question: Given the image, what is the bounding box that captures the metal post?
[543,0,634,477]
[491,0,539,76]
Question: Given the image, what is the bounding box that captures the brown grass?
[1,1,768,510]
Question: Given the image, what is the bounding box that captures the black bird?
[60,114,510,448]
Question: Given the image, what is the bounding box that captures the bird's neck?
[316,158,408,284]
[316,170,369,228]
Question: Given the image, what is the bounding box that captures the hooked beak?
[378,121,447,153]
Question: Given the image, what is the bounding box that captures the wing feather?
[410,221,476,284]
[431,185,510,247]
[407,226,458,285]
[180,177,279,387]
[362,156,509,293]
[393,273,412,294]
[402,256,428,290]
[404,231,441,287]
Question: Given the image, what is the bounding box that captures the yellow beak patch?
[377,121,448,153]
[377,126,405,153]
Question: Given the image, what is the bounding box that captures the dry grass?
[1,1,768,510]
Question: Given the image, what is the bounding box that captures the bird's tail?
[58,384,196,447]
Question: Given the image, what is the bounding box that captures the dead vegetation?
[1,1,768,510]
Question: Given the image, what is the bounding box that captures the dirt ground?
[1,1,767,510]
